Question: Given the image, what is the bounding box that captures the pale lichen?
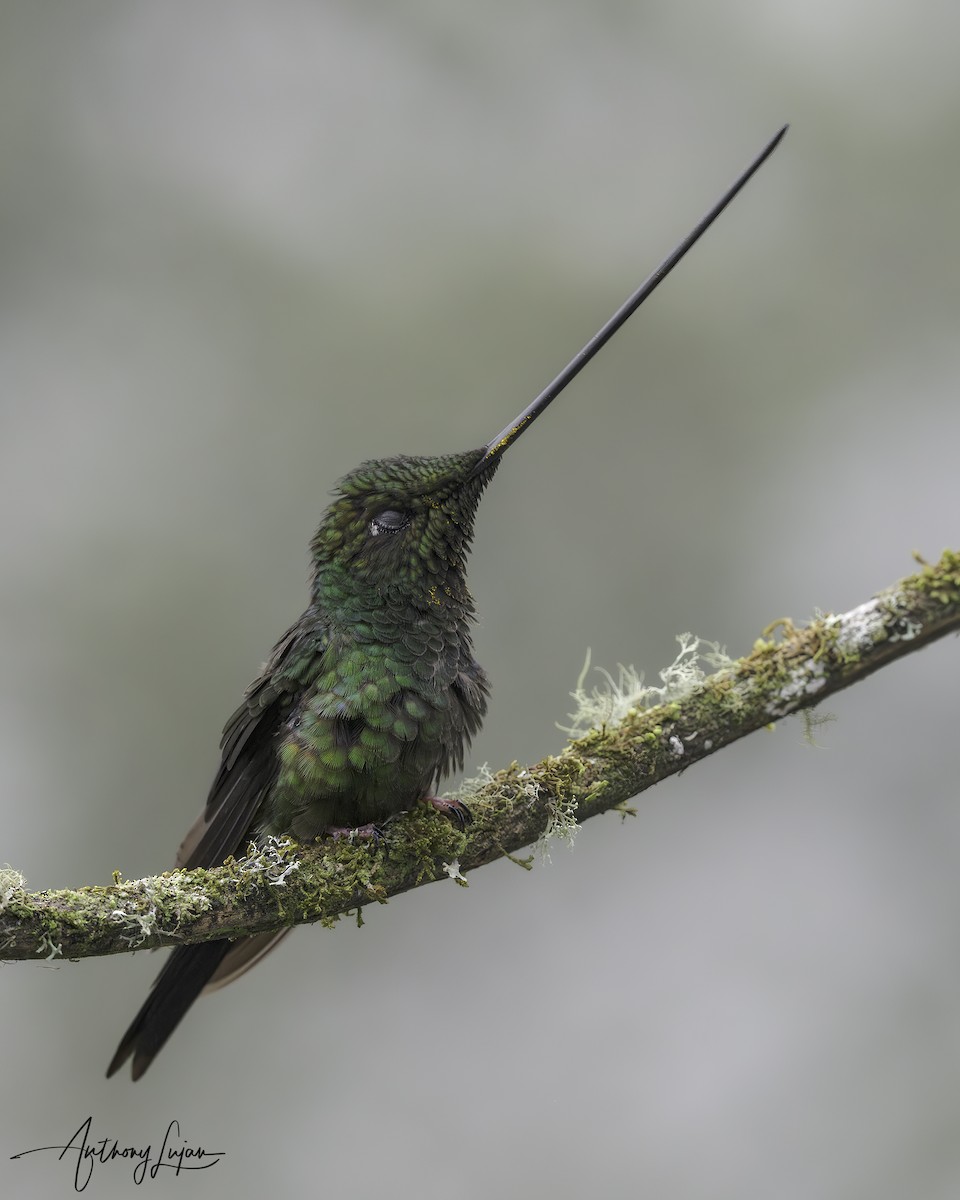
[0,867,26,913]
[560,635,736,738]
[442,858,468,886]
[451,762,496,800]
[827,599,887,657]
[235,836,302,887]
[37,933,63,962]
[535,786,579,863]
[767,659,827,717]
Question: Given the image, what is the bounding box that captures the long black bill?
[471,124,787,476]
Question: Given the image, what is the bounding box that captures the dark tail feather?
[106,940,233,1080]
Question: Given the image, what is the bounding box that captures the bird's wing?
[177,614,328,870]
[107,613,327,1080]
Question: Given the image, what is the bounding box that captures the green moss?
[8,552,956,964]
[913,549,960,608]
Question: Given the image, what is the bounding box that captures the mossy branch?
[2,549,958,964]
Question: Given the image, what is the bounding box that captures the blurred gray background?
[2,2,959,1198]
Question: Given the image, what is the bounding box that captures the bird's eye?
[369,509,409,537]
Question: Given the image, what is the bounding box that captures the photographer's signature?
[11,1116,224,1190]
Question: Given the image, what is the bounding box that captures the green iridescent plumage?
[107,128,784,1080]
[108,448,497,1080]
[270,450,495,837]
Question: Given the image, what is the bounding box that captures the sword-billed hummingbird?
[108,126,786,1079]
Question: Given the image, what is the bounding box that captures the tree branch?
[3,550,958,964]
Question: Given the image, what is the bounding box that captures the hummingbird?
[107,126,786,1080]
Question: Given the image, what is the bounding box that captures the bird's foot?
[420,794,473,830]
[327,822,385,845]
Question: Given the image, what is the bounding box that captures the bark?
[2,549,957,964]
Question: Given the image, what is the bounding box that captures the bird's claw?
[420,794,473,830]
